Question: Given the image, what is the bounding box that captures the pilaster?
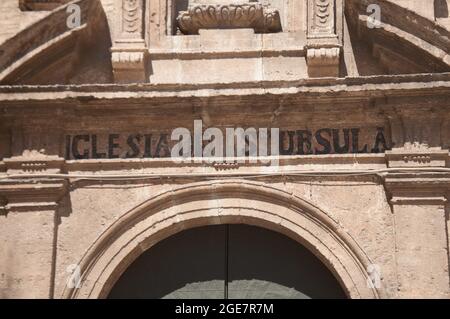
[0,154,67,298]
[384,151,450,298]
[306,0,341,77]
[111,0,148,83]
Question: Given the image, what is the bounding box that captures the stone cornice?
[384,172,450,205]
[1,73,450,105]
[61,153,387,173]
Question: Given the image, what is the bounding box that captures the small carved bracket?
[111,50,148,83]
[306,47,340,77]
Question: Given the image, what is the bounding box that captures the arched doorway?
[108,224,346,299]
[64,180,382,299]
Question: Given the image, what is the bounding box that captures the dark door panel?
[108,225,227,299]
[108,225,346,299]
[228,225,346,299]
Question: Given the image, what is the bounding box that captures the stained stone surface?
[0,0,449,299]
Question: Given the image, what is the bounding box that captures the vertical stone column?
[0,155,67,298]
[306,0,341,77]
[387,188,449,298]
[111,0,148,83]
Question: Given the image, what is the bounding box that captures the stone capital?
[0,178,68,213]
[1,154,68,213]
[384,172,450,206]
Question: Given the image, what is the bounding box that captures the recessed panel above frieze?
[171,0,292,35]
[176,0,283,35]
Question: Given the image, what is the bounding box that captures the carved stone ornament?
[306,47,340,77]
[307,47,340,66]
[112,0,146,83]
[122,0,142,35]
[308,0,335,37]
[177,3,282,35]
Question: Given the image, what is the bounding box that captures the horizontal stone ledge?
[6,166,450,182]
[62,153,388,170]
[389,196,448,206]
[1,83,450,106]
[5,201,60,212]
[1,72,450,95]
[0,178,68,201]
[148,47,306,60]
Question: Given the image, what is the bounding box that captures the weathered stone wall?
[0,0,47,44]
[0,0,449,299]
[51,178,396,298]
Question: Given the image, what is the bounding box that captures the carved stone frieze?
[176,3,282,35]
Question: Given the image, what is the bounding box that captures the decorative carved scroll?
[113,0,147,83]
[308,0,335,37]
[177,3,282,35]
[306,0,340,77]
[122,0,143,37]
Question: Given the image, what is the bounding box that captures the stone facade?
[0,0,450,299]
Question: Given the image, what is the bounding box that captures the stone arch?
[0,0,112,84]
[62,179,385,299]
[346,0,450,74]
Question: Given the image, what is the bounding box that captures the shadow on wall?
[435,0,449,18]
